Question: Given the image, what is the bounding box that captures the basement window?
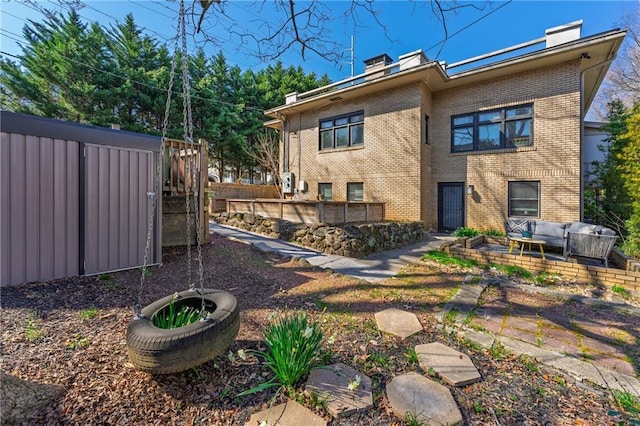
[509,181,540,217]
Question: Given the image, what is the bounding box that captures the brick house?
[264,21,626,232]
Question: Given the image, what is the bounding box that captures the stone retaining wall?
[213,212,426,258]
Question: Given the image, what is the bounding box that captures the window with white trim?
[452,104,533,152]
[319,111,364,150]
[509,181,540,217]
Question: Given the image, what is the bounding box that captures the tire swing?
[125,0,239,375]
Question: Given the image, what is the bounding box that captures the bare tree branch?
[244,130,282,197]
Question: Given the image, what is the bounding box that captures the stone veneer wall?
[213,212,426,258]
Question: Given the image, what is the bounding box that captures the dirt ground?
[1,233,638,425]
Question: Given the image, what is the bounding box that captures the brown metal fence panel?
[0,133,79,286]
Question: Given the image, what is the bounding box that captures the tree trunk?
[0,372,65,425]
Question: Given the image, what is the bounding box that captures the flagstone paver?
[305,363,372,418]
[374,308,423,339]
[386,372,463,426]
[415,342,481,386]
[245,400,326,426]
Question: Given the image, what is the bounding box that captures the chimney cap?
[363,53,393,67]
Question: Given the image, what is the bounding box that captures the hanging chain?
[136,0,206,318]
[178,0,205,311]
[135,2,180,318]
[177,0,194,292]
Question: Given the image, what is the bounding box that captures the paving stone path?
[245,400,327,426]
[305,363,373,418]
[443,275,640,394]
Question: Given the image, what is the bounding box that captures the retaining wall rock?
[213,212,426,258]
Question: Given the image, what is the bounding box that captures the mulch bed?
[1,234,637,425]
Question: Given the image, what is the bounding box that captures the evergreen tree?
[106,14,165,133]
[0,11,114,124]
[593,99,632,233]
[618,103,640,257]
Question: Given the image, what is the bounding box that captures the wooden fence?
[162,138,209,246]
[226,199,385,224]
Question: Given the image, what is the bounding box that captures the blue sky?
[0,0,632,83]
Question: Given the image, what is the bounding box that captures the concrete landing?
[305,363,373,418]
[374,308,423,339]
[386,372,463,426]
[415,342,481,387]
[245,400,326,426]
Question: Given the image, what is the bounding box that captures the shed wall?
[1,132,79,285]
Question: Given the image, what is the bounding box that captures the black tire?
[126,289,240,374]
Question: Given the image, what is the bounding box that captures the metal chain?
[178,0,205,310]
[177,0,194,292]
[135,3,180,318]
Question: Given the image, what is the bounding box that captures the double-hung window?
[319,111,364,150]
[451,104,533,152]
[508,181,540,217]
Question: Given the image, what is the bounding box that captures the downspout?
[281,114,289,199]
[579,53,615,220]
[298,113,302,184]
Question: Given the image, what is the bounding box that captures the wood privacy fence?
[226,199,385,224]
[162,138,209,247]
[208,183,279,213]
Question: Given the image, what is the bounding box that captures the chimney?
[545,20,582,48]
[285,92,298,105]
[363,53,393,81]
[398,49,429,71]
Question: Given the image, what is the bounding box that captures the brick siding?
[284,59,582,231]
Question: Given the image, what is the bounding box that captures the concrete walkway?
[210,222,453,283]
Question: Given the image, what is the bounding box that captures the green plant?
[65,334,90,350]
[152,293,202,329]
[485,229,505,237]
[238,312,323,395]
[443,308,458,325]
[488,341,509,360]
[453,227,481,238]
[535,271,562,286]
[491,263,532,279]
[404,411,428,426]
[612,285,632,300]
[404,348,419,364]
[609,390,640,424]
[422,250,478,268]
[473,400,487,414]
[520,355,539,372]
[25,311,44,342]
[99,273,112,281]
[80,307,98,320]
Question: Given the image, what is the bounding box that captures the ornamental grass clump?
[239,312,323,395]
[153,293,202,329]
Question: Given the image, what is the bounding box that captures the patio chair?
[565,231,618,268]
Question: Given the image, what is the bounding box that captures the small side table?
[508,236,546,260]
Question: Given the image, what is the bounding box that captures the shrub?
[453,227,481,238]
[484,229,505,237]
